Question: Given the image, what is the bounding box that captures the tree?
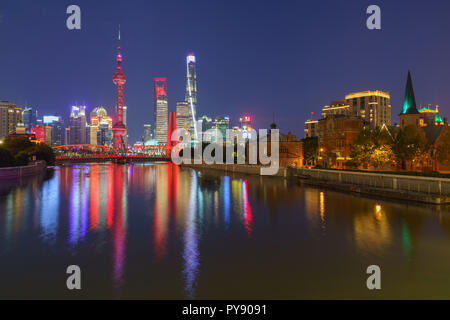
[350,127,394,169]
[393,125,429,170]
[0,137,55,167]
[436,129,450,166]
[32,143,56,165]
[0,147,15,167]
[301,137,318,166]
[2,136,34,155]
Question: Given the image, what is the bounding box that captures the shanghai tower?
[185,53,198,140]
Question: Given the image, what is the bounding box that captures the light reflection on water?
[0,162,450,299]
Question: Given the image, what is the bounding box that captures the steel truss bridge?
[52,144,172,163]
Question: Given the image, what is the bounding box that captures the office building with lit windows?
[345,90,391,128]
[176,101,190,132]
[304,119,319,138]
[321,100,352,118]
[22,107,38,133]
[43,115,62,146]
[0,101,22,139]
[69,106,87,145]
[154,78,168,144]
[90,106,113,145]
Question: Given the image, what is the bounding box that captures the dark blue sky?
[1,0,450,143]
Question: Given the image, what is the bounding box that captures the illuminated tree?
[393,125,429,170]
[436,129,450,166]
[350,127,394,169]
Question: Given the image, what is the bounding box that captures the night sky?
[1,0,450,143]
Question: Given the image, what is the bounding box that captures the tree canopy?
[0,137,55,167]
[349,127,395,169]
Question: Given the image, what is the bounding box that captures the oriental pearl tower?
[112,26,127,152]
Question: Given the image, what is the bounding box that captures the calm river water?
[0,162,449,299]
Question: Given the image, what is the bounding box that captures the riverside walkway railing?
[295,168,450,197]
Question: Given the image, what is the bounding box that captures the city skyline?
[1,0,450,143]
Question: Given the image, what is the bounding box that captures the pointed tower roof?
[401,71,419,115]
[435,105,444,123]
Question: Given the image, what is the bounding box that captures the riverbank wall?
[182,163,450,204]
[0,161,47,180]
[182,163,289,177]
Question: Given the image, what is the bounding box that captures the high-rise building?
[199,115,213,141]
[215,116,230,142]
[112,27,127,152]
[123,106,127,126]
[176,101,190,132]
[0,101,22,139]
[322,100,352,118]
[345,90,391,128]
[65,127,71,145]
[142,124,152,143]
[185,53,198,140]
[239,115,252,130]
[90,106,112,145]
[154,78,168,145]
[97,120,113,146]
[43,115,62,146]
[22,107,38,133]
[31,125,46,143]
[69,105,87,144]
[45,126,52,145]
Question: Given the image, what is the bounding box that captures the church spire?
[401,70,419,115]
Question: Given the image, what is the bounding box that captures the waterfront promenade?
[183,163,450,204]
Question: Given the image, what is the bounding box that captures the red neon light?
[154,77,167,98]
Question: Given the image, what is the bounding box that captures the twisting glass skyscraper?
[185,53,198,141]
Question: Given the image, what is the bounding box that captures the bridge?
[52,144,172,163]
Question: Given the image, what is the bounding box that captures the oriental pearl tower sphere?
[112,26,127,153]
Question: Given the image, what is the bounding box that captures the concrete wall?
[183,163,289,177]
[0,161,46,180]
[296,168,450,197]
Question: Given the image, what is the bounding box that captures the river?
[0,162,449,299]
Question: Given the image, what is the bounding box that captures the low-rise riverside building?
[317,114,363,169]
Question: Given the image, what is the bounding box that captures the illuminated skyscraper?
[112,27,127,152]
[185,53,198,140]
[23,107,38,133]
[215,116,230,142]
[69,106,87,144]
[123,106,127,126]
[31,125,45,143]
[43,115,62,146]
[176,101,190,131]
[142,124,152,143]
[345,90,391,128]
[97,120,113,146]
[90,106,113,145]
[154,78,168,145]
[0,101,22,139]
